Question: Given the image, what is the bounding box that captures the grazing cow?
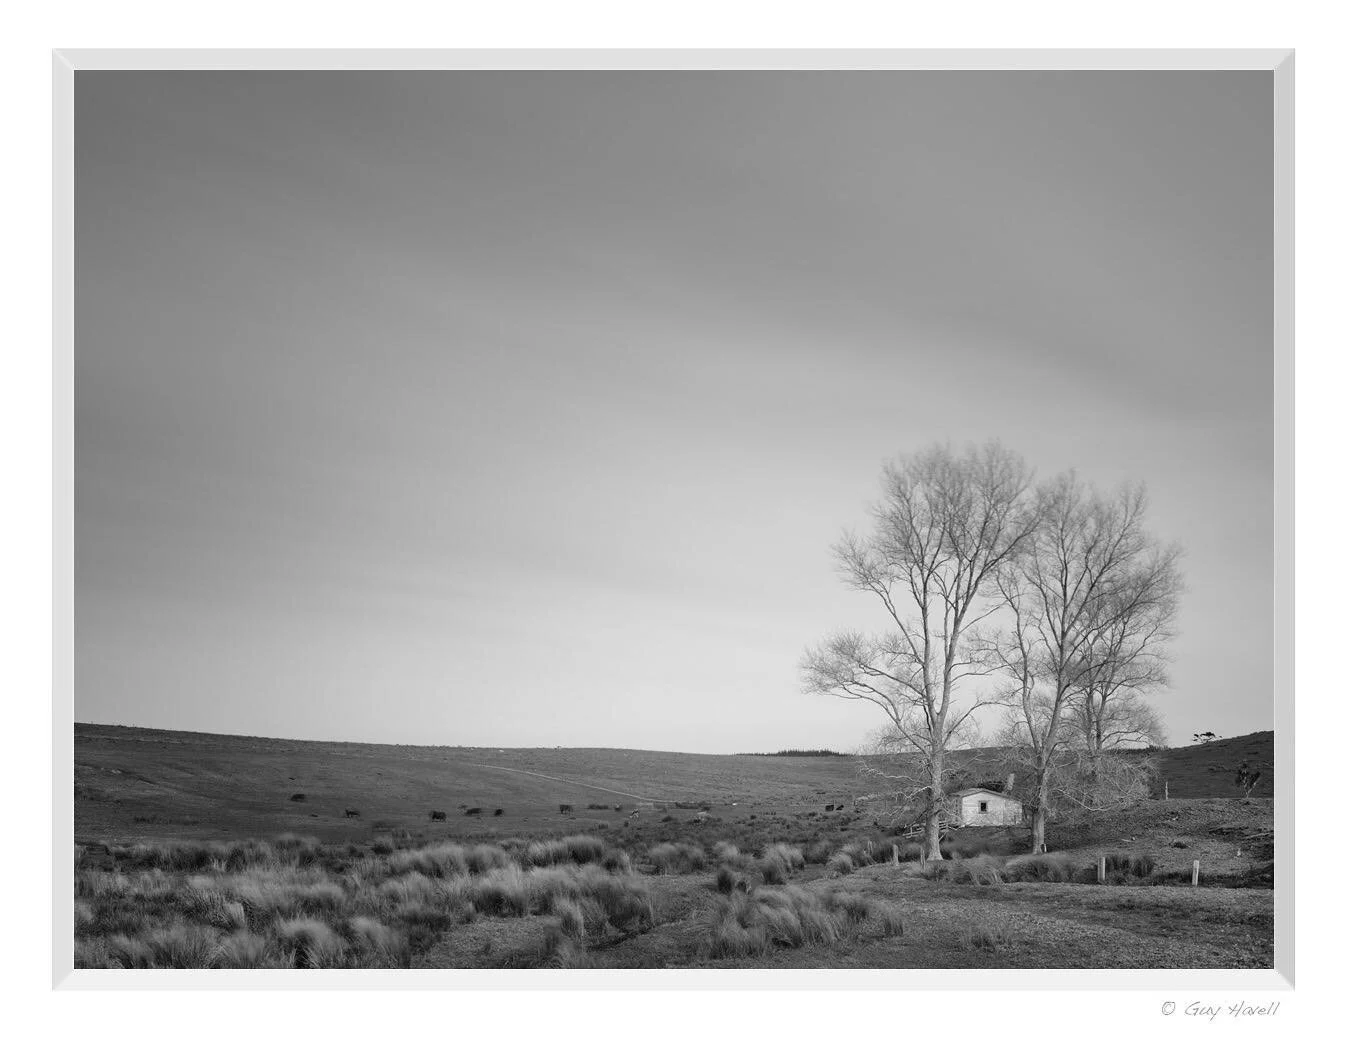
[559,804,573,814]
[289,793,306,802]
[629,810,640,819]
[493,808,504,817]
[430,810,447,821]
[464,807,482,816]
[824,804,835,812]
[344,809,360,818]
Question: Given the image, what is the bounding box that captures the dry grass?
[73,832,663,969]
[647,842,708,875]
[703,883,904,960]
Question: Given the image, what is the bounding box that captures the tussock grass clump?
[715,865,751,895]
[107,934,155,968]
[920,856,1005,886]
[1001,853,1073,884]
[275,917,346,968]
[759,843,805,884]
[1104,853,1156,880]
[705,883,894,959]
[709,912,771,958]
[962,920,1015,952]
[471,865,533,916]
[347,916,411,967]
[385,842,470,879]
[136,924,218,968]
[466,844,511,875]
[826,852,856,876]
[713,841,755,870]
[525,835,606,868]
[803,840,833,865]
[648,842,708,875]
[213,932,276,968]
[574,866,656,931]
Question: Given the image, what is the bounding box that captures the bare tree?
[986,476,1182,853]
[801,442,1038,860]
[1069,686,1168,759]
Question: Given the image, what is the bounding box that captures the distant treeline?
[741,749,850,757]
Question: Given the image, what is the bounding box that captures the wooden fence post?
[1164,781,1169,801]
[1191,859,1200,886]
[1098,856,1106,884]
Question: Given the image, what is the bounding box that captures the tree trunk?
[1030,778,1049,854]
[924,744,944,860]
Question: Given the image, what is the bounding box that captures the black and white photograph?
[62,56,1290,977]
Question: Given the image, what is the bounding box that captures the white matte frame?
[51,47,1294,990]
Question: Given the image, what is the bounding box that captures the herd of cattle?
[321,800,850,822]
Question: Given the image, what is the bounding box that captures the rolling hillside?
[73,723,1273,845]
[1147,730,1274,799]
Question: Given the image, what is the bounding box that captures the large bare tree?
[801,442,1038,860]
[988,477,1182,852]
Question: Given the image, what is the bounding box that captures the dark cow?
[493,808,504,817]
[464,807,482,816]
[824,804,835,812]
[430,810,447,821]
[344,809,360,818]
[289,793,306,802]
[559,804,574,814]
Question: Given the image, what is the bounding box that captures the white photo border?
[51,47,1294,991]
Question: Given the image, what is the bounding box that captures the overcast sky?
[74,71,1272,753]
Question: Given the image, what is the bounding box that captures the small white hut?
[949,787,1024,827]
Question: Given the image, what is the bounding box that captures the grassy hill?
[1147,731,1274,799]
[74,723,870,843]
[73,723,1273,845]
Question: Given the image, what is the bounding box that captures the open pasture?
[72,725,1274,969]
